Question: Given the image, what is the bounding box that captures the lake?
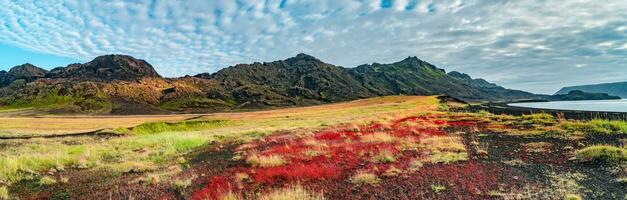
[508,99,627,112]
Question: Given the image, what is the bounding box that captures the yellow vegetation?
[246,154,288,168]
[350,172,380,185]
[361,132,397,143]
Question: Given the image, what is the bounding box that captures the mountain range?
[0,54,609,114]
[557,81,627,98]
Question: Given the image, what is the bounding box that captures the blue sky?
[0,0,626,94]
[0,42,80,69]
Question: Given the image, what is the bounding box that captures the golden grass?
[420,136,466,152]
[0,115,194,136]
[0,186,8,199]
[350,172,380,185]
[246,154,288,168]
[38,176,57,186]
[361,132,397,143]
[420,136,468,164]
[0,96,437,137]
[426,152,468,164]
[259,185,324,200]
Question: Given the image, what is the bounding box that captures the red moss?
[191,176,232,200]
[253,163,342,184]
[191,113,509,199]
[314,132,343,140]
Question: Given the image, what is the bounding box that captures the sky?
[0,0,626,94]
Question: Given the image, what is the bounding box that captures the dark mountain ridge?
[0,53,553,114]
[47,55,161,81]
[550,90,620,101]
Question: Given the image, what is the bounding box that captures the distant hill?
[0,53,544,114]
[556,81,627,98]
[549,90,620,101]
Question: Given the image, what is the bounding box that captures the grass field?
[0,115,198,136]
[0,96,436,136]
[0,96,437,188]
[1,95,625,199]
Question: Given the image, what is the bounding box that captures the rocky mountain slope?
[0,54,542,114]
[557,81,627,98]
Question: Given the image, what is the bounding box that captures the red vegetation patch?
[191,176,233,200]
[253,163,341,184]
[190,113,516,199]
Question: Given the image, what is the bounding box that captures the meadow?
[0,96,625,199]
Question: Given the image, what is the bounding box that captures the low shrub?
[350,172,380,185]
[564,194,582,200]
[373,150,396,163]
[246,154,287,168]
[259,185,324,200]
[426,152,468,164]
[39,176,57,186]
[383,166,403,176]
[575,145,627,163]
[173,178,192,193]
[431,184,446,194]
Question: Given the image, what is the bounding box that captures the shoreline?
[465,102,627,121]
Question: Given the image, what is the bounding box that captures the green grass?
[0,89,111,112]
[575,145,627,163]
[431,184,446,194]
[0,131,222,184]
[0,186,8,199]
[564,194,582,200]
[131,120,231,135]
[0,93,74,110]
[520,113,556,125]
[561,119,627,135]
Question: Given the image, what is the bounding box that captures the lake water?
[508,99,627,112]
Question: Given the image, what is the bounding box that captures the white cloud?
[0,0,626,94]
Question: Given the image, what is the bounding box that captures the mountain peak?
[401,56,422,63]
[395,56,428,66]
[48,54,161,81]
[287,53,321,63]
[295,53,317,59]
[9,63,48,79]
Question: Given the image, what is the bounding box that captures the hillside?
[549,90,621,101]
[0,54,541,114]
[556,81,627,98]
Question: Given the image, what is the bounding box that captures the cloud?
[0,0,626,94]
